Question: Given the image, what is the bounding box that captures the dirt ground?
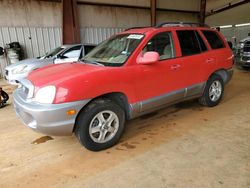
[0,68,249,188]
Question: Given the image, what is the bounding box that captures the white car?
[5,44,96,85]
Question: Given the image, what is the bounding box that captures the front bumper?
[238,56,250,67]
[13,89,91,136]
[239,60,250,67]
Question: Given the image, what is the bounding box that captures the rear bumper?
[13,89,91,136]
[226,68,233,84]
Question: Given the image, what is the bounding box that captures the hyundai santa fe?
[13,22,234,151]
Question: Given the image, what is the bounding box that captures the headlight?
[12,65,29,74]
[34,86,56,104]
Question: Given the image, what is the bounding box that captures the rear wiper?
[82,60,105,66]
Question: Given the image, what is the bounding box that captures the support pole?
[150,0,156,26]
[199,0,206,23]
[62,0,80,44]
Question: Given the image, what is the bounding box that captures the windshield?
[83,34,144,66]
[41,47,65,59]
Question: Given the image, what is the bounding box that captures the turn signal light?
[67,109,76,115]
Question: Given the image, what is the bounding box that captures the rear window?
[176,30,201,56]
[202,30,225,49]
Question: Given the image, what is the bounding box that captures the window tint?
[195,31,207,52]
[143,32,175,60]
[84,45,95,55]
[177,30,201,56]
[202,30,225,49]
[62,45,82,58]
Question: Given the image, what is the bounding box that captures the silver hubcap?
[89,110,119,143]
[209,80,222,102]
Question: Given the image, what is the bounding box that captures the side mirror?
[137,51,159,65]
[58,54,68,59]
[0,47,4,56]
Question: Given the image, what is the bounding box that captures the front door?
[134,31,185,113]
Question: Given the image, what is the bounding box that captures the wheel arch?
[209,69,229,84]
[73,92,131,133]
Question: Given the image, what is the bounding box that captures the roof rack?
[156,22,210,28]
[124,26,150,31]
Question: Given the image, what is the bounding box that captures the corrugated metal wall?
[0,26,124,77]
[80,27,125,44]
[0,27,62,59]
[0,26,125,59]
[220,25,250,42]
[1,25,249,58]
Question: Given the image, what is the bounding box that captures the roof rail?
[156,22,210,28]
[124,26,150,31]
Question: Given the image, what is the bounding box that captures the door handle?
[206,58,215,63]
[170,64,181,70]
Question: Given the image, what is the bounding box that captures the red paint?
[27,27,233,104]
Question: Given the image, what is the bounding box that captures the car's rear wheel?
[75,98,125,151]
[199,75,224,107]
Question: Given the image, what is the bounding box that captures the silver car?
[5,44,96,85]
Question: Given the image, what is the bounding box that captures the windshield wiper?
[82,60,105,66]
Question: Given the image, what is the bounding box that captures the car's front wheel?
[199,75,224,107]
[75,98,125,151]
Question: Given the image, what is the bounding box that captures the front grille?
[243,41,250,52]
[18,79,34,99]
[242,56,250,61]
[22,85,29,96]
[243,46,250,52]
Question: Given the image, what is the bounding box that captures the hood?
[5,58,53,70]
[27,62,105,87]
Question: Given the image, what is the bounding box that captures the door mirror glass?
[137,51,159,65]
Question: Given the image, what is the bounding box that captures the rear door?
[201,30,232,69]
[175,29,213,97]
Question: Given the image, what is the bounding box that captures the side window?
[143,32,175,60]
[61,45,82,58]
[195,31,207,52]
[176,30,201,56]
[84,45,95,55]
[202,30,225,49]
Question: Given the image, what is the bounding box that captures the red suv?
[13,22,234,151]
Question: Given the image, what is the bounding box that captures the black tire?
[199,74,224,107]
[75,98,125,151]
[241,66,250,71]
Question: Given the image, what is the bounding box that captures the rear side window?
[176,30,201,56]
[202,30,225,49]
[195,31,207,52]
